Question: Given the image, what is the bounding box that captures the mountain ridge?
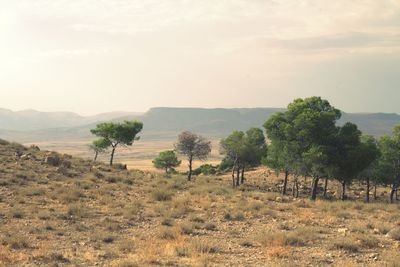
[1,107,400,142]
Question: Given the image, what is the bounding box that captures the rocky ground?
[0,139,400,266]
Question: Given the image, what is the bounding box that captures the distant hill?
[0,107,399,142]
[0,108,142,131]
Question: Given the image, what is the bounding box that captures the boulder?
[61,161,72,168]
[45,155,61,166]
[20,154,32,160]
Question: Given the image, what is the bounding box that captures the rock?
[20,154,32,160]
[373,228,380,234]
[61,161,72,168]
[275,197,282,202]
[45,155,61,166]
[338,228,349,236]
[14,151,23,158]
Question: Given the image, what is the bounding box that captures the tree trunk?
[282,170,289,195]
[165,167,168,174]
[390,176,400,203]
[188,156,193,181]
[231,165,236,188]
[373,184,377,200]
[231,158,238,187]
[310,176,319,200]
[110,146,116,166]
[304,175,307,184]
[390,185,396,203]
[366,177,370,203]
[236,166,240,187]
[396,188,399,201]
[93,151,98,162]
[323,178,328,198]
[292,176,299,198]
[240,165,245,184]
[341,181,346,201]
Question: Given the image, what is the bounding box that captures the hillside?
[0,109,142,132]
[1,140,400,266]
[1,108,400,143]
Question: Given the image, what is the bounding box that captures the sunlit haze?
[1,0,400,115]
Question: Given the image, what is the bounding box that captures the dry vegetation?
[24,139,222,171]
[1,140,400,266]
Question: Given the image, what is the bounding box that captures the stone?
[45,155,61,166]
[61,161,72,168]
[338,228,349,236]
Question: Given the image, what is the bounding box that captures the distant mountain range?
[0,107,399,142]
[0,108,142,131]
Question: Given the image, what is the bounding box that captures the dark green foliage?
[264,97,341,199]
[90,120,143,165]
[220,128,267,187]
[192,164,218,175]
[89,138,112,161]
[377,126,400,203]
[152,150,181,174]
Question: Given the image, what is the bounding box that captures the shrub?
[192,164,218,175]
[259,227,317,247]
[158,228,178,240]
[11,210,24,219]
[161,217,175,227]
[67,203,88,219]
[332,237,359,253]
[179,223,195,235]
[1,235,29,249]
[175,247,190,257]
[204,223,217,231]
[191,240,220,254]
[151,189,173,201]
[388,227,400,241]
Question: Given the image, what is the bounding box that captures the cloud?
[265,32,400,52]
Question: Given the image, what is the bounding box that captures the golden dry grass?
[24,139,222,172]
[1,140,400,266]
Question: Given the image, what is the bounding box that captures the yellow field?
[24,139,223,172]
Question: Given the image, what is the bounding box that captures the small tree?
[90,120,143,166]
[175,131,211,181]
[331,122,363,200]
[89,138,111,161]
[220,128,266,187]
[220,131,246,187]
[355,135,380,202]
[378,126,400,203]
[153,150,181,174]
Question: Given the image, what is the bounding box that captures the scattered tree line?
[263,97,400,203]
[89,97,400,203]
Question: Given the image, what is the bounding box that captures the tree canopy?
[220,128,267,187]
[153,150,181,174]
[175,131,211,181]
[90,120,143,166]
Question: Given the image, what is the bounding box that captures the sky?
[0,0,400,115]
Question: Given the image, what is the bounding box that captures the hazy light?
[1,0,399,115]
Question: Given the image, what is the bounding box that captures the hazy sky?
[1,0,400,115]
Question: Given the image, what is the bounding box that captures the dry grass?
[0,140,399,266]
